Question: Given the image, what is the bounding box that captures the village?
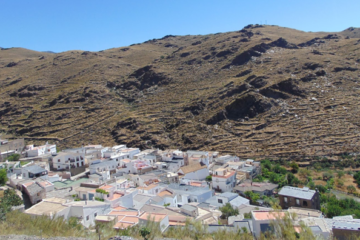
[0,138,359,240]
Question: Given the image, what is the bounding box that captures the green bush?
[6,154,20,162]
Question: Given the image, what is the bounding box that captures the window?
[58,166,60,169]
[218,199,223,204]
[284,197,288,203]
[303,201,308,206]
[58,159,60,162]
[86,216,89,221]
[296,199,300,205]
[94,213,97,217]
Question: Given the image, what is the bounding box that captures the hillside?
[1,24,360,160]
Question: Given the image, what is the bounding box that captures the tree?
[219,203,239,219]
[336,179,344,188]
[205,175,212,182]
[139,227,150,240]
[353,171,360,186]
[0,188,23,221]
[0,169,8,186]
[289,161,299,173]
[347,185,356,194]
[244,191,260,204]
[337,171,345,179]
[6,154,20,162]
[298,168,311,179]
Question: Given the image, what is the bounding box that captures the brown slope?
[1,24,360,161]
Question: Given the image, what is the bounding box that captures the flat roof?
[252,211,286,220]
[25,200,68,216]
[139,212,166,222]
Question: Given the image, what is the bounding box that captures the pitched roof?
[179,163,207,175]
[278,186,316,200]
[23,165,47,174]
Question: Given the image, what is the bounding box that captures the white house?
[137,184,164,195]
[212,168,237,192]
[65,200,112,228]
[251,210,287,238]
[166,183,213,207]
[52,152,85,170]
[26,143,56,157]
[139,212,169,233]
[177,163,209,181]
[187,150,211,166]
[89,159,118,174]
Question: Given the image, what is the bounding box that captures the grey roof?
[309,226,323,236]
[26,182,43,195]
[206,225,238,233]
[150,196,164,203]
[239,166,254,172]
[181,204,197,212]
[165,183,212,196]
[332,221,360,230]
[219,192,238,200]
[278,186,316,200]
[197,202,211,209]
[89,159,116,168]
[133,194,152,210]
[205,196,224,208]
[229,196,250,207]
[23,165,47,174]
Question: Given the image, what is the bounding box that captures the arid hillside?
[1,25,360,160]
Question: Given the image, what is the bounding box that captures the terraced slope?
[1,25,360,160]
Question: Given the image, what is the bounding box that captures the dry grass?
[0,25,360,160]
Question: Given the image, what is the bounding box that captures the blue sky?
[1,0,359,52]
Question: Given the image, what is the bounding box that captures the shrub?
[0,169,7,186]
[289,161,299,173]
[205,175,212,182]
[6,154,20,162]
[219,203,239,219]
[347,185,356,194]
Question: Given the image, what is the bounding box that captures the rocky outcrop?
[207,93,274,124]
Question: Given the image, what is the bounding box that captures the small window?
[284,197,288,203]
[86,216,89,221]
[58,159,60,162]
[94,213,97,217]
[218,199,223,204]
[58,166,60,169]
[296,199,300,205]
[303,201,308,206]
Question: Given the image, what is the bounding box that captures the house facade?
[212,168,236,192]
[278,186,320,210]
[52,152,85,170]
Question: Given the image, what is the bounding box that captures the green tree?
[219,203,239,219]
[289,161,299,173]
[244,191,260,204]
[140,227,150,240]
[336,179,344,188]
[205,175,212,182]
[261,159,272,171]
[6,154,20,162]
[0,169,8,186]
[337,171,345,179]
[347,185,356,194]
[0,188,23,221]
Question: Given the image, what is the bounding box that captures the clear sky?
[1,0,359,53]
